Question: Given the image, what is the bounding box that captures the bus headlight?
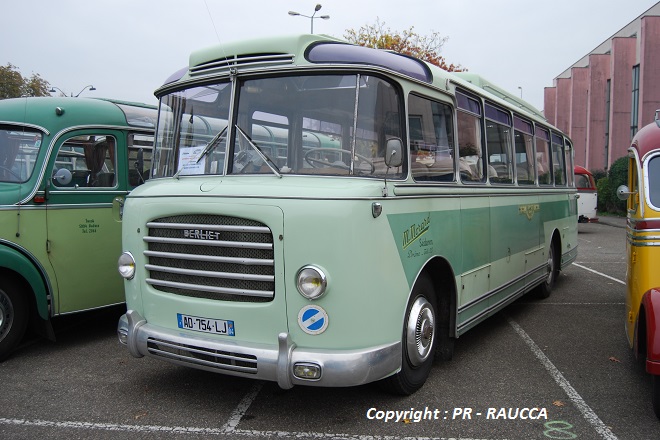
[296,265,327,299]
[118,252,136,280]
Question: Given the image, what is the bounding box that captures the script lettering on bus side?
[402,215,431,250]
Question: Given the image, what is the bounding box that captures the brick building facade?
[544,3,660,171]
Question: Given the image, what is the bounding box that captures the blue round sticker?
[298,305,329,335]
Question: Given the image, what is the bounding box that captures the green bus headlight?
[118,252,136,280]
[296,265,327,299]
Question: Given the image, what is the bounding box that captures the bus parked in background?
[575,165,598,223]
[117,34,578,394]
[617,111,660,418]
[0,97,156,360]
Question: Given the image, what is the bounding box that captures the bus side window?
[53,135,117,188]
[457,110,485,182]
[535,126,552,185]
[409,94,455,182]
[128,133,154,188]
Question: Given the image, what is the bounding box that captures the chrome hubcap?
[406,297,435,366]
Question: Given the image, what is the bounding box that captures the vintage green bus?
[117,34,578,394]
[0,97,156,360]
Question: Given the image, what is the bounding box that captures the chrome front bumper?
[118,310,401,389]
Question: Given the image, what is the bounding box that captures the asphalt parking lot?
[2,217,660,440]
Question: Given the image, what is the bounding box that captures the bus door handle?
[113,197,125,221]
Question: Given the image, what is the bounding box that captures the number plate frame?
[177,313,235,336]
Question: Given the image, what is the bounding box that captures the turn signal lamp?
[293,363,321,380]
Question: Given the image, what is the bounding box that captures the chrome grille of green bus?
[146,337,258,374]
[144,215,274,302]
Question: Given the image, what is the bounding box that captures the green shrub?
[595,156,628,214]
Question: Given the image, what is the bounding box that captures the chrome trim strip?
[143,250,273,266]
[146,222,270,234]
[145,278,274,298]
[145,264,274,282]
[0,120,50,136]
[143,236,273,250]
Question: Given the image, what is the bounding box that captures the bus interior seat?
[96,172,116,187]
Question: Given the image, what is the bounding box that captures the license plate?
[177,313,235,336]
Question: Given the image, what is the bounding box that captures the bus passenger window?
[552,133,566,186]
[408,94,454,182]
[457,110,484,182]
[535,127,552,185]
[513,116,535,185]
[485,103,513,184]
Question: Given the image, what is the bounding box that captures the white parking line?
[573,263,625,285]
[507,317,618,440]
[0,417,493,440]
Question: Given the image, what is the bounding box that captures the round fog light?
[118,252,136,280]
[296,265,327,299]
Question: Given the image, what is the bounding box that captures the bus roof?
[0,97,157,134]
[157,34,559,132]
[631,117,660,160]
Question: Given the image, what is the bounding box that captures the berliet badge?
[183,229,221,240]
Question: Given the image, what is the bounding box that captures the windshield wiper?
[173,125,227,179]
[235,125,282,178]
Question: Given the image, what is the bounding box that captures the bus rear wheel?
[536,238,559,299]
[0,280,28,361]
[381,274,437,395]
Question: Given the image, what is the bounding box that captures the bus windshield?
[0,127,42,183]
[153,74,405,179]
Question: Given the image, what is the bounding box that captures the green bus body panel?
[0,97,156,321]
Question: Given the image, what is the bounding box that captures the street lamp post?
[49,85,96,97]
[288,4,329,34]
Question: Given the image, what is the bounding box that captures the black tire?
[653,375,660,420]
[536,238,559,299]
[381,274,437,395]
[0,280,29,361]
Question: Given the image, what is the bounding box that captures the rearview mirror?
[53,168,72,186]
[616,184,634,201]
[385,138,403,168]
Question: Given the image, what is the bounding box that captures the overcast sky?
[2,0,657,113]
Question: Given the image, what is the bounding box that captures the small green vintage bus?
[117,34,577,394]
[0,97,156,360]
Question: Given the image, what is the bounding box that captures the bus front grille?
[144,215,274,302]
[146,337,258,374]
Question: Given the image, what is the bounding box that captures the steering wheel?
[0,165,22,181]
[304,148,375,174]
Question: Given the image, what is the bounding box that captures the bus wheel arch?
[536,230,561,299]
[381,258,456,395]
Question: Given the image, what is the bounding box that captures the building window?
[631,64,640,137]
[605,79,610,169]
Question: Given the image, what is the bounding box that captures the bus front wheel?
[382,274,437,395]
[0,279,28,361]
